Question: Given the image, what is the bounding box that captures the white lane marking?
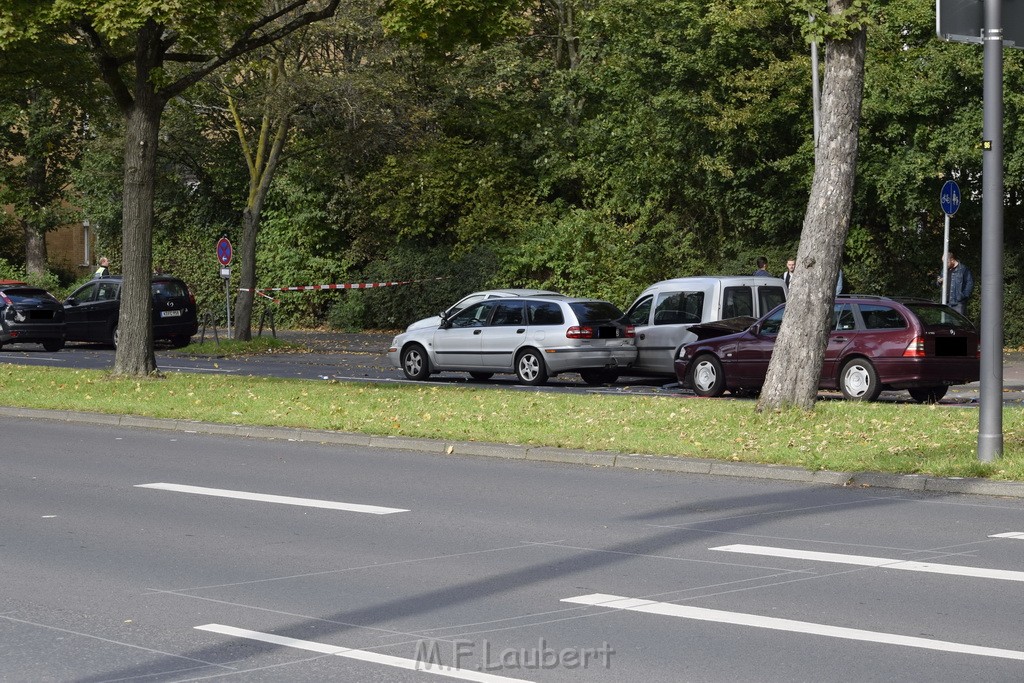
[195,624,531,682]
[990,532,1024,539]
[136,483,408,514]
[561,593,1024,661]
[710,543,1024,582]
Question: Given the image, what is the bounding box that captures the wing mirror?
[64,296,78,306]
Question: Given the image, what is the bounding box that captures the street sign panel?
[217,237,233,266]
[937,0,1024,48]
[941,180,962,215]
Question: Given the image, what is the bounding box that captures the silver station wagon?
[387,295,636,386]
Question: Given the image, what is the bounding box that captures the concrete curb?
[3,405,1023,499]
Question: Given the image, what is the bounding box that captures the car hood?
[405,315,441,333]
[688,316,758,340]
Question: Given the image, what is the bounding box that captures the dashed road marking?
[136,483,408,514]
[195,624,531,682]
[710,543,1024,582]
[560,594,1024,661]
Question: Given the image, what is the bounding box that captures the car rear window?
[152,280,188,298]
[2,288,56,304]
[569,301,625,324]
[904,303,975,330]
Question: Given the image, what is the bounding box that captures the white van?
[623,276,787,376]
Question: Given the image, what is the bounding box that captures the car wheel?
[111,323,119,349]
[401,344,431,381]
[579,369,619,386]
[468,372,493,381]
[908,386,948,404]
[840,358,882,401]
[169,335,191,349]
[690,354,726,397]
[515,348,548,386]
[42,340,64,352]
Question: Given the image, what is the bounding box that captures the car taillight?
[0,294,11,305]
[566,326,594,339]
[903,336,926,357]
[624,325,635,338]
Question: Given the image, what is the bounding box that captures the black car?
[63,275,198,348]
[0,280,66,351]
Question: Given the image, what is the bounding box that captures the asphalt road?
[5,416,1024,681]
[2,329,1023,404]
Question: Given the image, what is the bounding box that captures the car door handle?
[474,329,482,334]
[832,336,848,343]
[517,328,525,333]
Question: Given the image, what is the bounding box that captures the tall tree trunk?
[757,1,866,412]
[112,24,163,376]
[23,115,48,276]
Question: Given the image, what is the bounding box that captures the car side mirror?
[64,297,77,306]
[751,323,761,335]
[439,317,452,330]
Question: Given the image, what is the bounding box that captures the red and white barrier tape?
[240,280,413,293]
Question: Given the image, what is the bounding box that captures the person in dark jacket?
[938,251,974,315]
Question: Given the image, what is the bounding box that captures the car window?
[834,304,856,331]
[527,301,565,326]
[71,282,99,303]
[722,287,753,318]
[759,307,786,335]
[569,301,624,324]
[490,301,526,326]
[858,304,907,330]
[758,286,786,314]
[904,303,975,330]
[449,301,496,328]
[654,291,704,324]
[626,296,653,326]
[96,282,119,301]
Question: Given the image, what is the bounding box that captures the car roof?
[477,288,560,297]
[639,276,786,291]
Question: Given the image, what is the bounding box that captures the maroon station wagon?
[674,295,980,403]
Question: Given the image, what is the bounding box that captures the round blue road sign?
[940,180,961,216]
[217,237,233,266]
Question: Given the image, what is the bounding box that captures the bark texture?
[757,3,866,412]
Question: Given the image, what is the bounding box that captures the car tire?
[401,343,431,381]
[468,372,493,381]
[110,323,119,349]
[690,354,726,397]
[169,335,191,349]
[515,348,548,386]
[579,369,619,386]
[42,340,64,352]
[908,386,948,404]
[840,358,882,401]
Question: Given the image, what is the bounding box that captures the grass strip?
[1,363,1021,480]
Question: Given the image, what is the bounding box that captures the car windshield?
[3,288,56,305]
[569,301,625,324]
[904,303,975,330]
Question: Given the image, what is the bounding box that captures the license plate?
[160,309,182,318]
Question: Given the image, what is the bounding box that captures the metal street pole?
[979,0,1004,462]
[942,215,950,304]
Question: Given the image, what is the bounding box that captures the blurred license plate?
[160,310,182,318]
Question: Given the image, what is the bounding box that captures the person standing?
[93,257,110,279]
[753,256,771,277]
[938,251,974,315]
[783,258,795,287]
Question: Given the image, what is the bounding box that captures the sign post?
[217,237,233,339]
[939,180,961,304]
[936,0,1011,462]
